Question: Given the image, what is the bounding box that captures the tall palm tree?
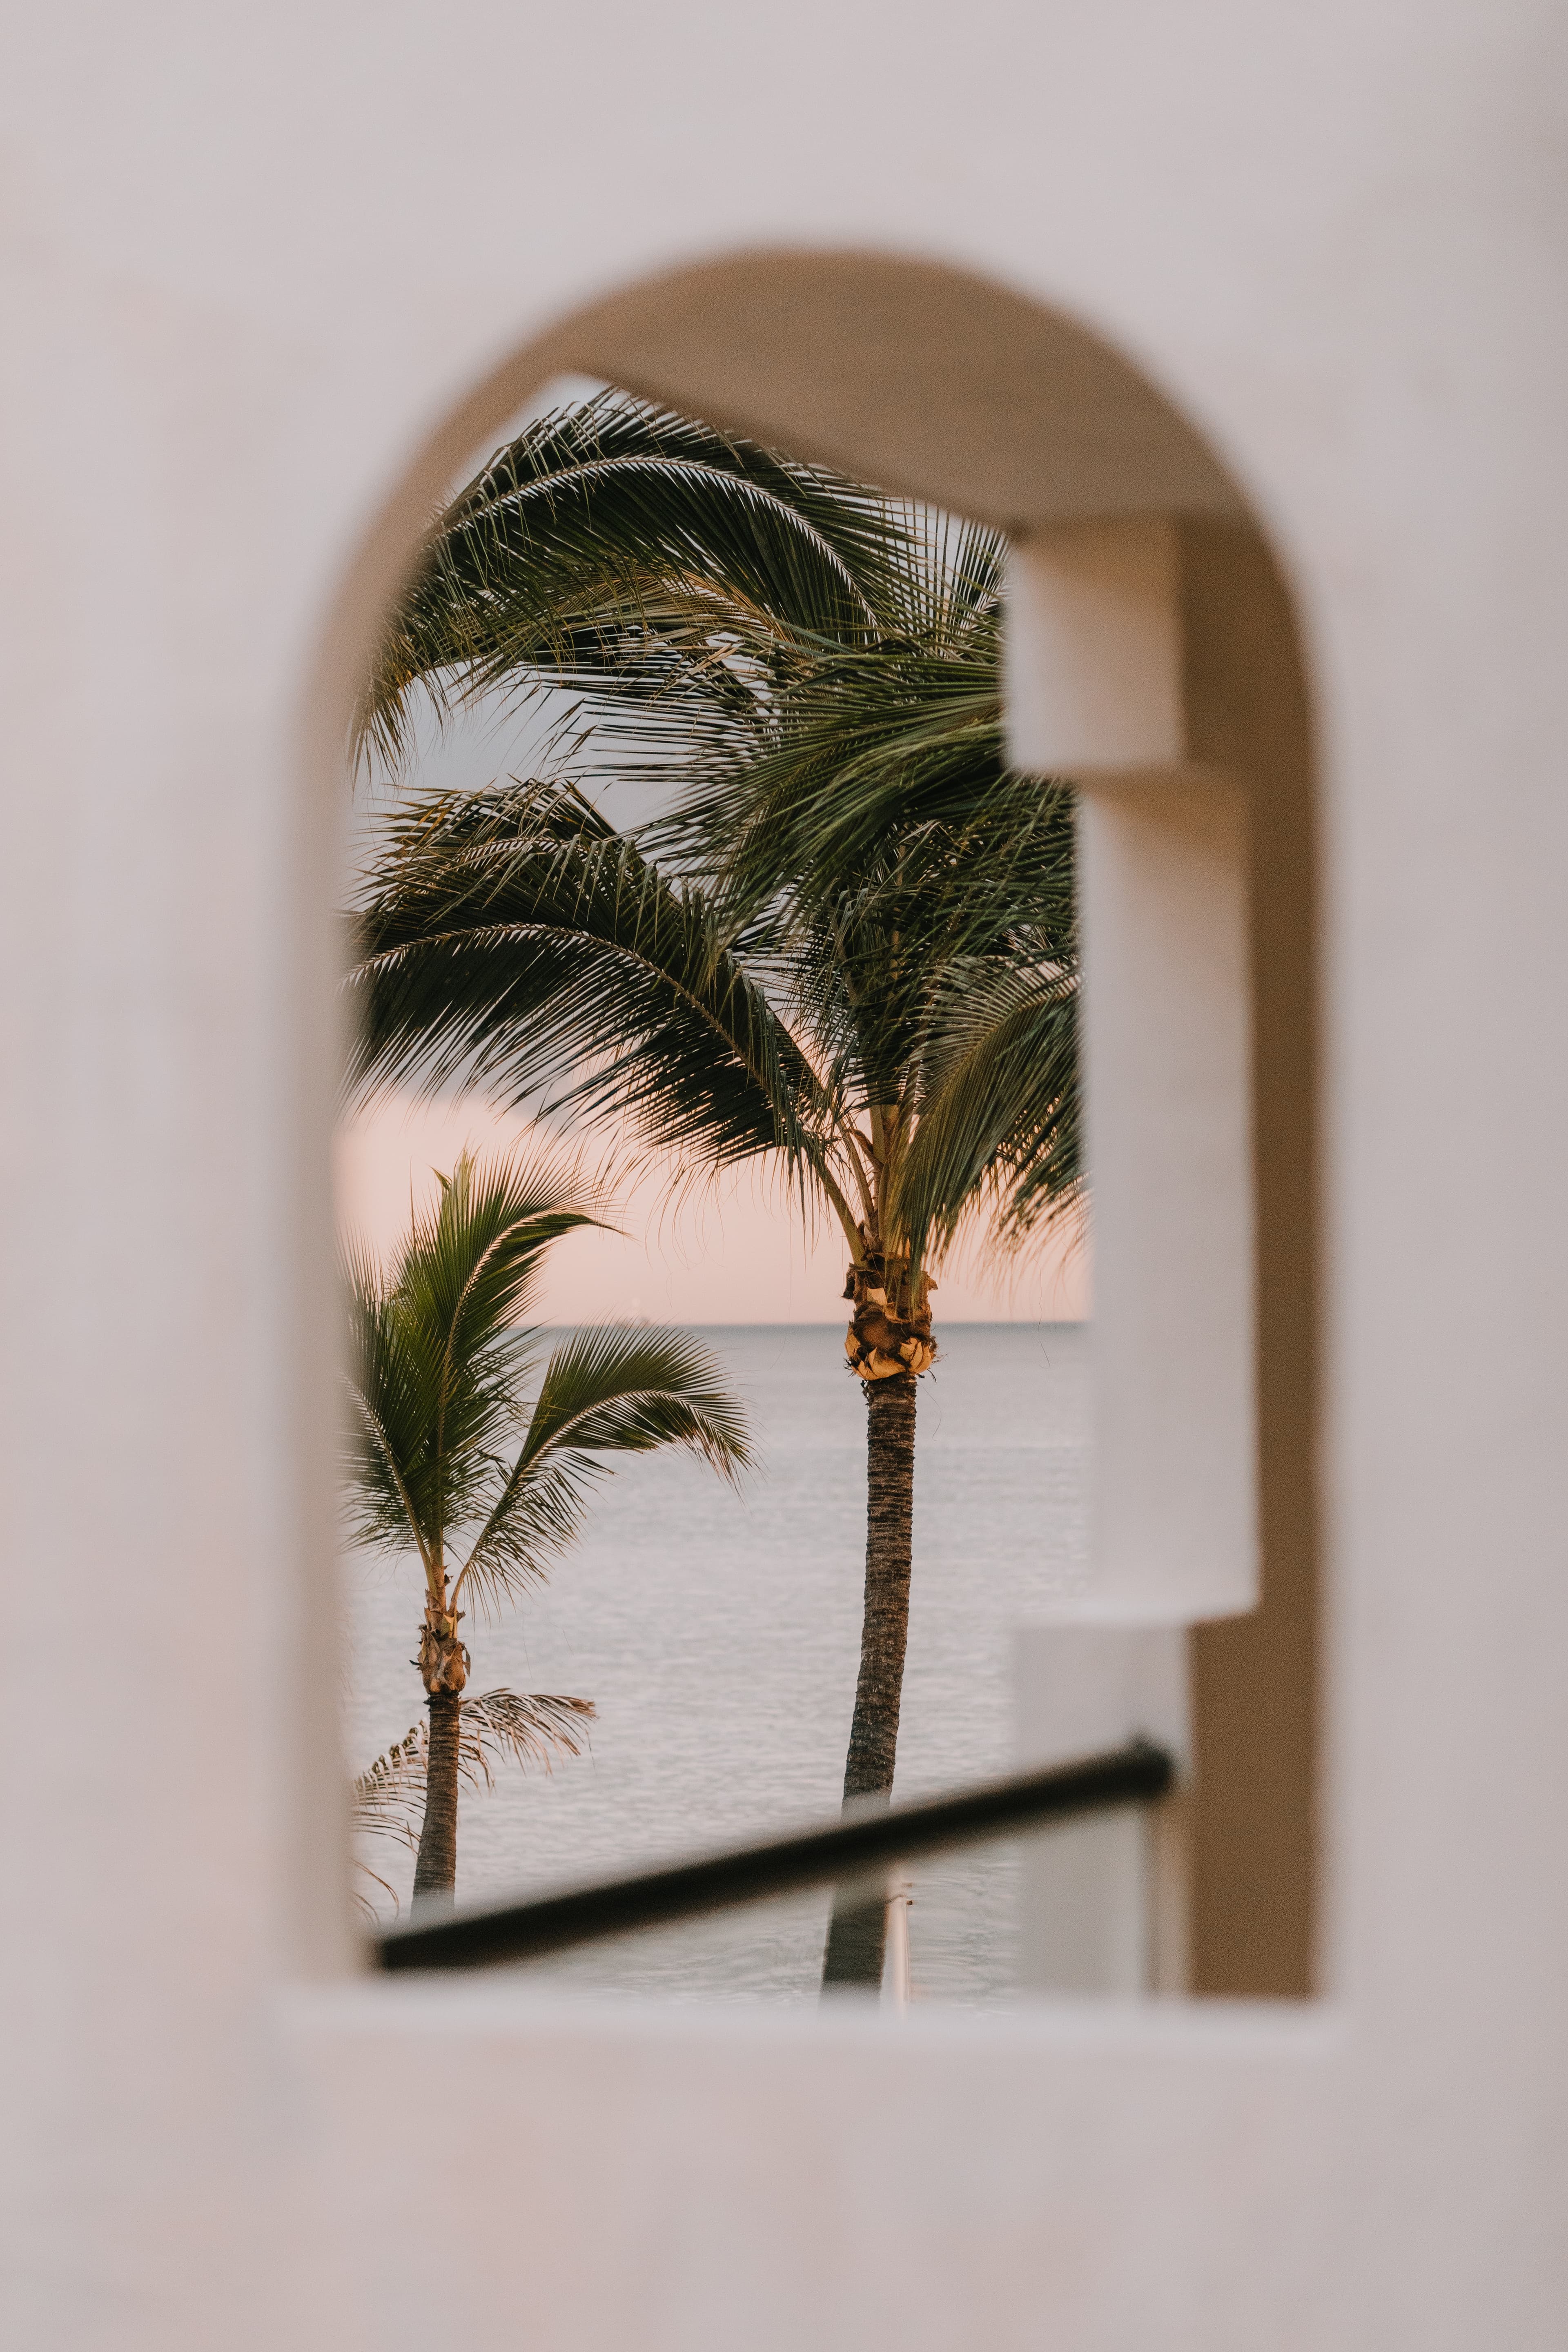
[348,398,1079,1979]
[343,1143,751,1909]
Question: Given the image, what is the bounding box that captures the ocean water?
[345,1321,1090,2004]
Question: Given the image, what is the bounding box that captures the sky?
[336,1089,1089,1326]
[336,378,1089,1327]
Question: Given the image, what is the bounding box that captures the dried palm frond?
[351,1685,595,1914]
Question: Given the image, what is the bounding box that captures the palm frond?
[461,1686,597,1776]
[340,1143,607,1567]
[452,1324,751,1613]
[520,1324,751,1472]
[890,960,1082,1272]
[348,780,846,1212]
[358,392,915,773]
[351,1686,596,1909]
[352,1719,436,1851]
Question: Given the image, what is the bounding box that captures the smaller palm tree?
[343,1145,751,1910]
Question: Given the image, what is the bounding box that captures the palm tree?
[343,1143,751,1909]
[348,398,1079,1979]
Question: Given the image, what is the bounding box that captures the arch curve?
[320,244,1319,1999]
[479,248,1245,528]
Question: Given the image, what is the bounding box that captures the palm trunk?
[822,1368,918,1990]
[412,1599,467,1909]
[412,1688,462,1908]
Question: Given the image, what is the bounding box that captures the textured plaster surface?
[3,3,1568,2344]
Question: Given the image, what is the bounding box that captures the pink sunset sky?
[336,1091,1089,1326]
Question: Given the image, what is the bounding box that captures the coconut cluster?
[843,1252,936,1381]
[418,1603,469,1695]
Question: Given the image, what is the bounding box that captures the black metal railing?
[374,1737,1173,1974]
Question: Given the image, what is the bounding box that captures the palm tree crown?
[352,395,1079,1295]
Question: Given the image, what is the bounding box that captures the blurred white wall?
[3,4,1567,2348]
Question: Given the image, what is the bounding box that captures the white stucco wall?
[3,3,1567,2345]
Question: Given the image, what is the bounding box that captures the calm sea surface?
[345,1322,1090,2004]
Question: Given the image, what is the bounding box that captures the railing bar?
[373,1738,1173,1974]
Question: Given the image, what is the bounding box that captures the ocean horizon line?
[537,1316,1091,1330]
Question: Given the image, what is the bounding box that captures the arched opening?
[311,250,1319,2000]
